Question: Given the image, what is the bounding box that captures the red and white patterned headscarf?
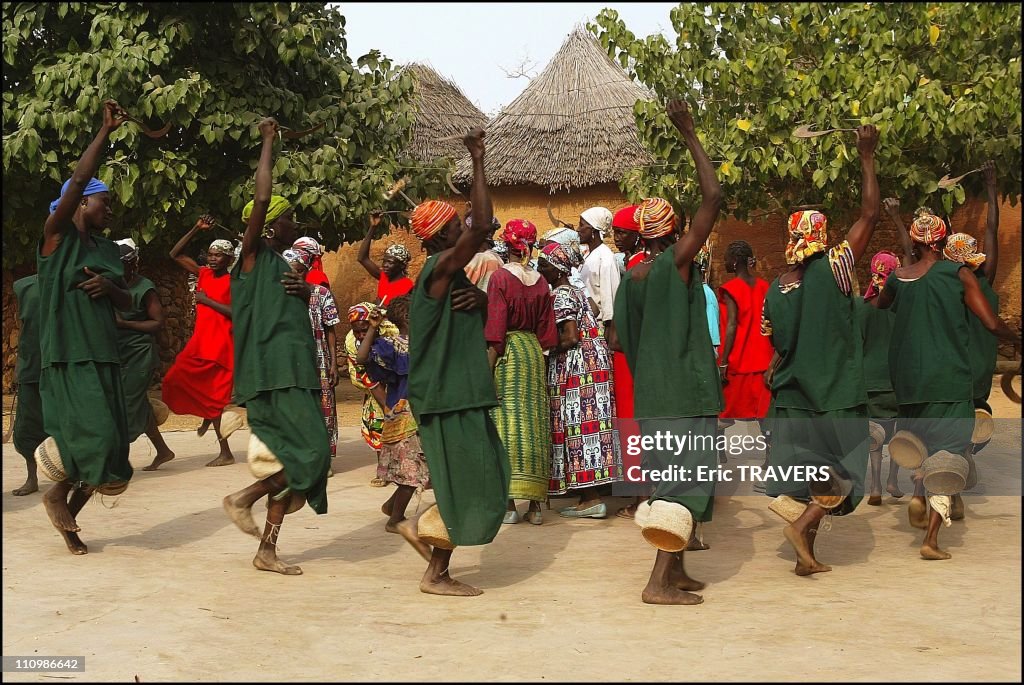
[501,219,537,253]
[410,201,457,240]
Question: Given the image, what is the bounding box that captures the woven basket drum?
[808,466,852,510]
[219,410,244,439]
[149,398,170,426]
[972,408,994,444]
[922,451,969,495]
[34,437,68,482]
[768,495,807,523]
[889,430,927,469]
[96,481,129,496]
[417,505,454,550]
[640,500,693,552]
[868,421,886,451]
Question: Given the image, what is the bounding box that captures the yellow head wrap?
[241,195,292,226]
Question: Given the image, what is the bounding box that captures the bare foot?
[253,550,302,575]
[206,453,235,467]
[43,486,80,532]
[886,483,904,498]
[615,503,638,519]
[197,419,212,437]
[669,564,707,592]
[389,519,433,562]
[142,450,176,471]
[920,543,952,560]
[783,525,831,576]
[381,500,394,517]
[686,537,710,551]
[222,494,260,537]
[641,584,704,605]
[908,496,928,529]
[59,530,88,555]
[867,495,882,506]
[950,494,965,521]
[420,571,483,596]
[13,476,39,496]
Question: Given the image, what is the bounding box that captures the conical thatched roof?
[454,28,655,191]
[405,63,488,163]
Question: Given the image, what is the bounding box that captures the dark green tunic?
[13,275,46,459]
[885,260,975,455]
[231,245,329,514]
[37,231,131,486]
[117,277,159,442]
[857,298,897,419]
[762,248,868,509]
[409,254,509,546]
[968,271,998,403]
[613,250,721,518]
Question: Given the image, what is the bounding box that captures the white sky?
[336,2,677,117]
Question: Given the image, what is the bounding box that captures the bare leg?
[223,476,278,538]
[381,488,400,516]
[886,460,904,498]
[252,493,302,575]
[920,509,951,560]
[419,547,482,596]
[197,418,212,437]
[950,493,965,521]
[908,476,927,529]
[867,447,883,506]
[206,416,236,467]
[43,480,79,532]
[142,413,176,471]
[642,550,704,605]
[668,551,706,591]
[686,522,710,551]
[59,485,94,554]
[13,457,38,496]
[784,502,831,575]
[386,490,432,562]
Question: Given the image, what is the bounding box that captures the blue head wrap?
[49,178,110,214]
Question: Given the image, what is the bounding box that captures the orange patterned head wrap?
[910,209,947,247]
[785,210,829,264]
[634,198,676,239]
[943,232,985,268]
[410,200,458,241]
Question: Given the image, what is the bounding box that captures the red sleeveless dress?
[718,276,773,419]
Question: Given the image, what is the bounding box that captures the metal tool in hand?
[277,121,326,140]
[792,124,857,139]
[546,201,574,229]
[115,107,172,138]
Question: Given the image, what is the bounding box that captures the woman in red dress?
[160,215,238,467]
[357,212,415,305]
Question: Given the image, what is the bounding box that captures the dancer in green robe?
[12,275,44,496]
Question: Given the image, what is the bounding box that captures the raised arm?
[981,160,999,283]
[845,125,881,261]
[42,100,127,257]
[960,267,1019,344]
[241,117,279,270]
[430,128,491,298]
[671,101,723,276]
[357,212,383,279]
[169,215,216,275]
[883,197,916,265]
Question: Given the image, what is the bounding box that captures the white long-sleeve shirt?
[579,242,621,324]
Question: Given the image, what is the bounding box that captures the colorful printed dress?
[307,285,341,458]
[345,322,398,452]
[366,334,430,489]
[548,284,622,494]
[162,266,234,419]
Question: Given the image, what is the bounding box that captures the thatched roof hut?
[454,28,654,191]
[404,62,488,163]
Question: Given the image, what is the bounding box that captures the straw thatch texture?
[405,63,488,163]
[454,28,655,191]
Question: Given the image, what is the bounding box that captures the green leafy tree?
[2,2,445,267]
[592,3,1021,222]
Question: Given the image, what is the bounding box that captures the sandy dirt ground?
[2,381,1020,682]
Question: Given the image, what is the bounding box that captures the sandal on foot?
[524,509,543,525]
[615,505,637,520]
[558,503,607,519]
[369,477,387,487]
[503,510,521,524]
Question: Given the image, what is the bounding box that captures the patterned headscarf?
[242,195,292,226]
[635,198,676,239]
[785,210,829,264]
[116,238,138,262]
[541,226,581,249]
[910,210,947,247]
[348,301,376,323]
[384,243,411,265]
[410,200,457,240]
[502,219,537,254]
[943,232,985,268]
[209,239,235,255]
[864,250,901,300]
[50,177,109,214]
[613,205,641,232]
[580,207,613,236]
[491,240,510,262]
[293,236,322,256]
[539,241,584,275]
[283,248,314,272]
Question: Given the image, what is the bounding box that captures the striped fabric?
[827,241,857,296]
[410,200,457,240]
[491,331,551,501]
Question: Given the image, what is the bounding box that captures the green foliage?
[2,2,447,266]
[592,3,1021,223]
